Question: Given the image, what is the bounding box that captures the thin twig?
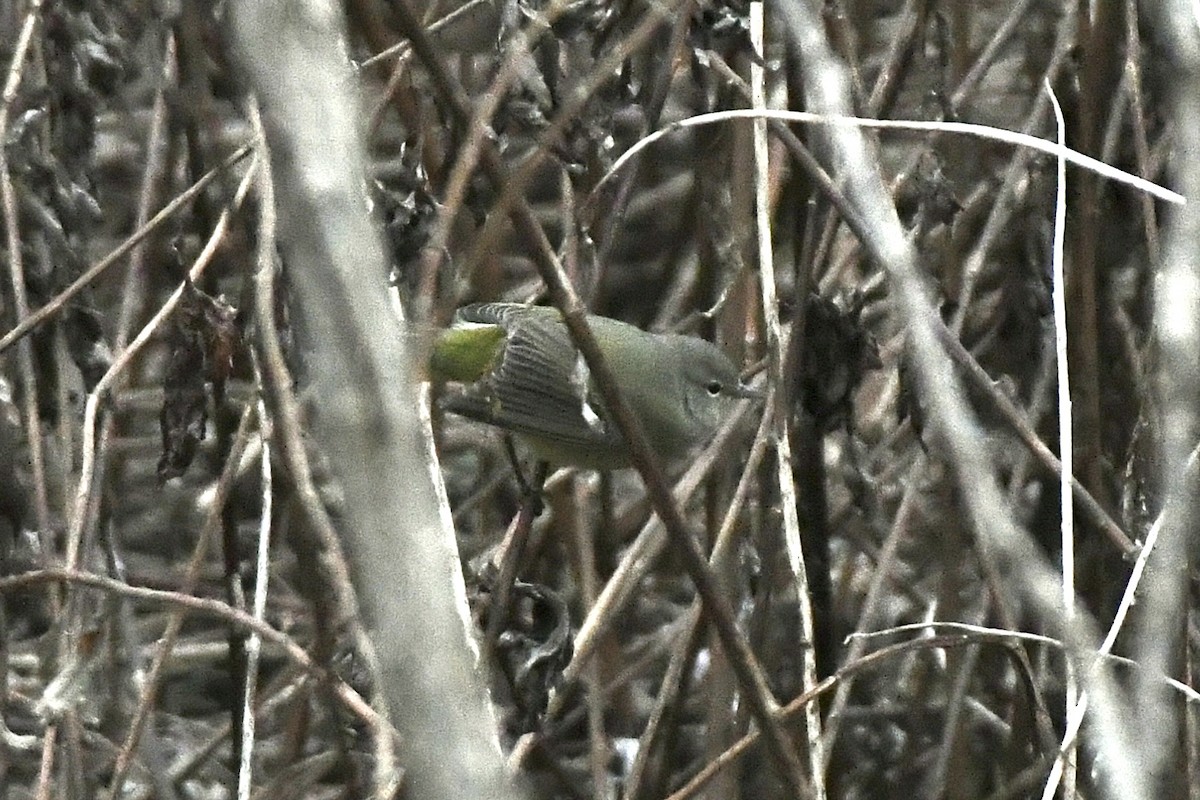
[0,566,387,728]
[1121,1,1160,262]
[946,0,1039,115]
[1044,80,1077,800]
[236,391,273,800]
[594,109,1184,206]
[848,622,1200,702]
[115,33,177,351]
[570,477,609,800]
[483,462,549,650]
[751,4,825,796]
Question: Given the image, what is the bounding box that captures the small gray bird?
[431,303,757,469]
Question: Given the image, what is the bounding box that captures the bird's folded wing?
[441,308,623,450]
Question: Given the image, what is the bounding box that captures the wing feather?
[441,304,624,451]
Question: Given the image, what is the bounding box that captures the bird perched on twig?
[431,302,758,469]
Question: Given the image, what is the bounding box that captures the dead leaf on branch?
[157,280,239,482]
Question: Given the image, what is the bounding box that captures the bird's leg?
[502,436,548,516]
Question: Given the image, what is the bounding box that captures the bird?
[431,302,757,469]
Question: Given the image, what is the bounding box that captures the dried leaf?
[157,281,239,481]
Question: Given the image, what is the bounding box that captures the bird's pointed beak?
[732,381,764,400]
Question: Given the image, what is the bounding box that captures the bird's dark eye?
[705,380,723,396]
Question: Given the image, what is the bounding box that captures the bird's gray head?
[672,336,757,443]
